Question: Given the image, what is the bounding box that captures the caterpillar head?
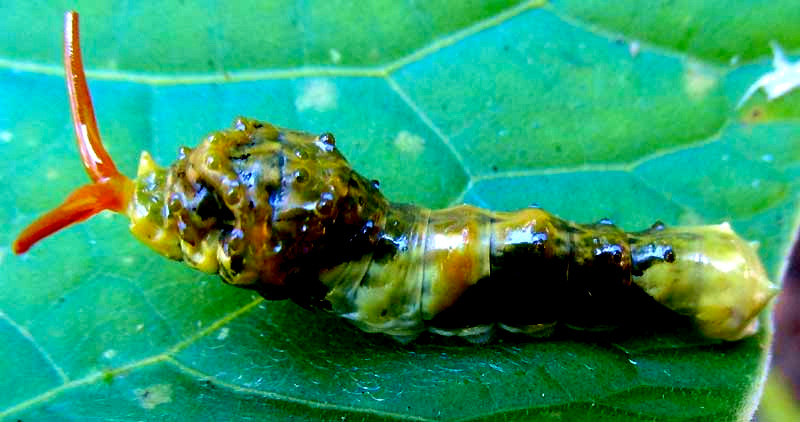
[129,118,388,293]
[13,12,388,299]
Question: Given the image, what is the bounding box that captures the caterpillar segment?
[13,11,778,343]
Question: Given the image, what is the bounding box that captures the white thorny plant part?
[738,42,800,108]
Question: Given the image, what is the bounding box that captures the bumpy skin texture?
[127,118,778,342]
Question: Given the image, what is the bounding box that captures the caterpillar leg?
[429,325,496,344]
[498,322,557,337]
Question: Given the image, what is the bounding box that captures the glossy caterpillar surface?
[13,12,778,343]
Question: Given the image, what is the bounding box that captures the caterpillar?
[13,11,778,344]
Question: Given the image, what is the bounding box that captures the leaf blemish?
[328,48,342,64]
[217,327,230,340]
[747,107,764,122]
[134,383,173,410]
[294,79,338,112]
[628,41,640,58]
[0,130,12,143]
[393,130,425,155]
[684,62,719,101]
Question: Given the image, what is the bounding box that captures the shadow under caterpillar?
[13,11,778,343]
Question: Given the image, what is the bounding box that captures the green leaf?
[2,1,798,420]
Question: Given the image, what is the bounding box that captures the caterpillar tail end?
[12,10,135,255]
[12,176,134,254]
[632,223,779,341]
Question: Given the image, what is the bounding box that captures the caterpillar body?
[13,12,778,343]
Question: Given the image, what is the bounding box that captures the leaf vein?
[385,75,472,178]
[0,310,69,384]
[165,356,436,422]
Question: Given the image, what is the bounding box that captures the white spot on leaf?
[393,131,425,155]
[0,130,12,143]
[628,41,641,58]
[684,62,719,101]
[102,349,117,359]
[217,327,230,341]
[135,383,172,410]
[739,42,800,108]
[295,79,338,112]
[329,48,342,64]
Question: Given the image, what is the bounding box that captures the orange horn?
[13,11,133,254]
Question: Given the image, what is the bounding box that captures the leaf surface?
[2,1,799,420]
